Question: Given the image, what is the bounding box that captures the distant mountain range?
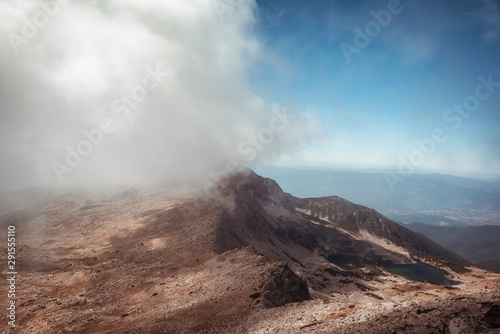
[255,166,500,226]
[404,223,500,273]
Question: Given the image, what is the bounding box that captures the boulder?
[261,265,311,308]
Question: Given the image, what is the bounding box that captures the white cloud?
[0,0,320,191]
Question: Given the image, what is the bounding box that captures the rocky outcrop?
[483,304,500,328]
[261,265,311,308]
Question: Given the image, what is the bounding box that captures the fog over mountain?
[2,0,500,192]
[0,0,321,192]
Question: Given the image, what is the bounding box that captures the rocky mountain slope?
[0,170,499,333]
[288,195,469,271]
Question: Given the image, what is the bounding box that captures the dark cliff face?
[207,170,469,272]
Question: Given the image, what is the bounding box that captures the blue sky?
[250,0,500,178]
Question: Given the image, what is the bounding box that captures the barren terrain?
[1,172,499,333]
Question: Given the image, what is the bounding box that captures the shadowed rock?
[483,304,500,328]
[261,265,311,308]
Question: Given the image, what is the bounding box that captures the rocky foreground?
[1,172,499,333]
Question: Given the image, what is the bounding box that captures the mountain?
[405,223,500,273]
[255,165,500,226]
[1,170,499,333]
[287,196,468,271]
[213,171,469,269]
